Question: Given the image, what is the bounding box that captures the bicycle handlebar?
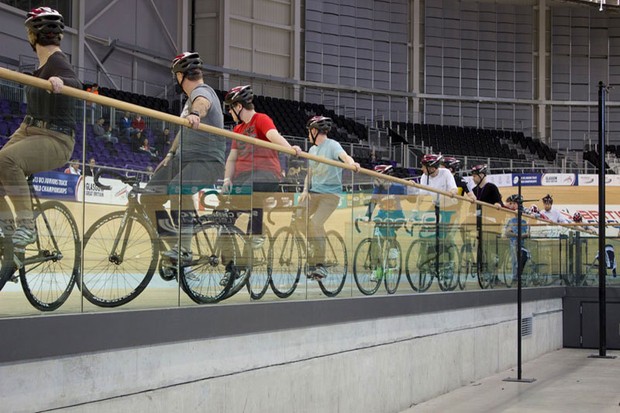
[93,169,139,190]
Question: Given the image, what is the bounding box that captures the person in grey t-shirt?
[142,52,226,263]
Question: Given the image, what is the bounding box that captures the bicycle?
[81,170,248,306]
[404,214,460,292]
[0,175,80,311]
[498,242,548,288]
[577,243,617,286]
[199,189,272,300]
[458,231,500,290]
[352,217,402,295]
[268,206,347,298]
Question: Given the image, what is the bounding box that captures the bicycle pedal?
[9,275,18,283]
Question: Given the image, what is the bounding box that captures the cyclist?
[0,7,81,249]
[417,154,458,202]
[299,115,359,280]
[442,157,475,201]
[222,85,302,249]
[143,52,226,263]
[471,164,503,207]
[540,194,570,224]
[364,165,406,282]
[503,194,530,281]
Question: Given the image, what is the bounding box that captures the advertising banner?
[512,173,540,186]
[32,171,79,200]
[541,173,576,186]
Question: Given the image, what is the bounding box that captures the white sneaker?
[370,269,381,283]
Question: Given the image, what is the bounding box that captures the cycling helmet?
[171,52,203,74]
[506,194,523,204]
[442,156,460,172]
[542,194,553,204]
[421,154,443,168]
[573,212,583,223]
[374,165,394,175]
[471,164,488,175]
[529,204,539,214]
[25,7,64,35]
[306,116,333,133]
[224,85,254,106]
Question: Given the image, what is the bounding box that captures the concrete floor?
[403,348,620,413]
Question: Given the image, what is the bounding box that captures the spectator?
[117,111,133,142]
[131,114,146,133]
[140,137,157,159]
[86,83,99,123]
[130,130,144,152]
[64,159,80,175]
[540,194,570,223]
[298,116,359,280]
[154,127,172,158]
[471,164,503,207]
[84,157,97,176]
[93,117,118,144]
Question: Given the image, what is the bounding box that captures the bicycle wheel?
[317,230,347,297]
[458,243,474,290]
[246,229,271,300]
[19,201,80,311]
[405,240,433,292]
[499,249,514,288]
[81,211,158,307]
[477,250,496,290]
[436,243,459,291]
[353,238,381,295]
[269,227,302,298]
[179,222,243,304]
[383,238,402,294]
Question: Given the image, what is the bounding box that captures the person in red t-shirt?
[131,114,146,133]
[223,85,301,247]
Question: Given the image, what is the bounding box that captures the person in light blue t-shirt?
[299,116,359,280]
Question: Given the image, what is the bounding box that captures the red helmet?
[471,164,488,175]
[171,52,203,74]
[421,154,443,168]
[224,85,253,106]
[374,165,394,175]
[573,212,583,223]
[25,7,64,35]
[306,116,333,133]
[442,156,460,172]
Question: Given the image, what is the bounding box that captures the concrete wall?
[0,289,563,412]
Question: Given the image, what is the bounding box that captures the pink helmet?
[421,154,443,168]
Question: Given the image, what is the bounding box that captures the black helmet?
[171,52,202,74]
[421,154,443,168]
[224,85,253,106]
[442,156,460,172]
[542,194,553,204]
[471,164,488,175]
[506,194,523,204]
[25,7,64,35]
[306,115,333,133]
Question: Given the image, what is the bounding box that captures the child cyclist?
[364,165,407,282]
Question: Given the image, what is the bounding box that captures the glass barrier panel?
[80,102,179,312]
